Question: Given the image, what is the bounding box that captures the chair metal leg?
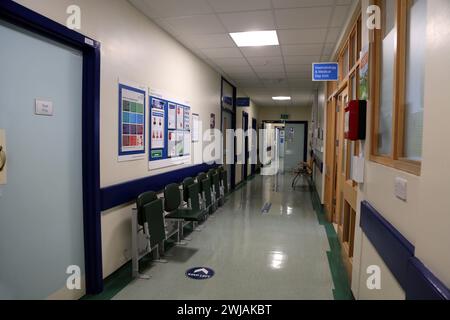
[131,208,151,280]
[152,244,168,263]
[174,221,187,246]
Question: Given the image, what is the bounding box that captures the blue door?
[0,20,85,299]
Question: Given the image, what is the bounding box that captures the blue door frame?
[221,77,237,190]
[0,1,103,294]
[242,111,249,180]
[251,117,257,176]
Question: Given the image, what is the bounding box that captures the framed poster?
[118,83,146,162]
[148,92,192,170]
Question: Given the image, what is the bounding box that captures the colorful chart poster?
[177,105,184,130]
[150,98,165,150]
[168,103,176,130]
[118,84,146,161]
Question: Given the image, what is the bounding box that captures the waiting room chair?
[164,183,204,244]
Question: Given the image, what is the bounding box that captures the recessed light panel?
[230,30,279,47]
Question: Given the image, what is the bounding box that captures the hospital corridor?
[0,0,450,313]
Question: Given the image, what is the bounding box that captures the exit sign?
[280,114,289,120]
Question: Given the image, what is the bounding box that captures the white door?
[0,20,85,299]
[284,123,306,172]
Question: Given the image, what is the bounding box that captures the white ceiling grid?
[129,0,356,107]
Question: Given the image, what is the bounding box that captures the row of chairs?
[131,166,229,279]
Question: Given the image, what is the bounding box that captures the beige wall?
[12,0,247,297]
[351,0,450,299]
[258,105,312,123]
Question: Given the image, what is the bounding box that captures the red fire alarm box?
[344,100,366,141]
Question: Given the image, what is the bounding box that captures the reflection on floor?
[112,174,352,300]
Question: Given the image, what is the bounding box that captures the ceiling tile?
[201,47,243,58]
[130,0,213,18]
[283,55,320,65]
[188,33,236,48]
[208,0,272,13]
[164,15,226,35]
[247,56,284,66]
[221,64,254,74]
[285,64,312,73]
[213,57,250,67]
[226,70,257,78]
[257,72,287,80]
[235,79,264,87]
[286,71,311,79]
[252,64,285,73]
[274,7,333,29]
[330,5,351,27]
[281,44,323,56]
[278,29,328,45]
[218,11,276,32]
[336,0,353,5]
[325,27,342,43]
[241,46,282,57]
[322,43,335,56]
[272,0,335,9]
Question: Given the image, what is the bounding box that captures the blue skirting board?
[360,201,450,300]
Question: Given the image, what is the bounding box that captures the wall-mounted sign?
[35,99,54,116]
[312,62,339,81]
[222,96,233,107]
[280,114,289,120]
[236,97,250,107]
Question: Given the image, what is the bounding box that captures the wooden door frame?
[324,97,337,222]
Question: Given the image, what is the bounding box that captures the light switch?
[395,177,407,201]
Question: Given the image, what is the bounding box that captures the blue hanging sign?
[186,267,215,280]
[312,63,339,81]
[236,97,250,107]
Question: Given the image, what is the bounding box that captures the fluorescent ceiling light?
[229,30,279,47]
[272,96,291,101]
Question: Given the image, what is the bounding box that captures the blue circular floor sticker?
[186,267,215,280]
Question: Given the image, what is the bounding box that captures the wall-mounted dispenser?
[0,129,7,185]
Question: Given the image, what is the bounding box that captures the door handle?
[0,145,6,172]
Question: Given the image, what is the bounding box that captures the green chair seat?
[166,208,203,221]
